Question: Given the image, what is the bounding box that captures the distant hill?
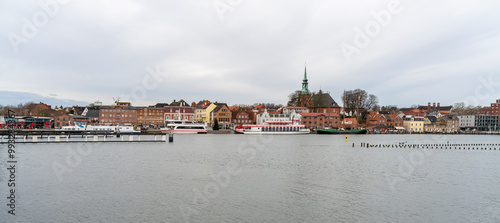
[0,91,91,107]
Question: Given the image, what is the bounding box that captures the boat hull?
[238,131,310,135]
[316,129,367,134]
[160,128,207,134]
[234,124,310,135]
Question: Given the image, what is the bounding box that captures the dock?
[0,130,169,143]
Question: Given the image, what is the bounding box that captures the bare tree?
[342,89,379,112]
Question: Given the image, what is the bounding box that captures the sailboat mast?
[357,92,360,127]
[343,90,346,130]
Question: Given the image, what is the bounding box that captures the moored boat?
[160,120,207,134]
[316,128,367,134]
[58,125,139,133]
[234,123,310,134]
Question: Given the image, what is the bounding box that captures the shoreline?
[1,129,499,135]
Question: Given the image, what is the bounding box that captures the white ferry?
[160,120,207,134]
[235,109,310,134]
[234,122,310,135]
[58,125,139,133]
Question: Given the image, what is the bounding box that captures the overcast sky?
[1,0,500,107]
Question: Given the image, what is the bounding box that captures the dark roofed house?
[309,91,341,114]
[82,107,100,124]
[211,103,231,129]
[153,103,169,108]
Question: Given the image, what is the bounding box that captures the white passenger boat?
[58,125,139,133]
[234,122,310,134]
[160,120,207,134]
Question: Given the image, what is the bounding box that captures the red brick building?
[99,103,139,125]
[54,113,73,128]
[479,99,500,116]
[231,110,254,125]
[54,114,89,128]
[138,107,165,127]
[342,118,359,130]
[164,106,195,122]
[300,113,340,129]
[366,111,404,131]
[25,102,57,116]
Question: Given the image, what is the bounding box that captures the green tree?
[213,119,219,130]
[287,91,301,107]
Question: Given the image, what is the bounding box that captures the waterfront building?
[342,118,359,130]
[137,107,165,128]
[387,114,404,130]
[366,111,385,126]
[99,103,139,126]
[444,116,459,133]
[299,112,339,129]
[55,113,74,128]
[478,100,500,124]
[210,103,231,129]
[195,100,211,123]
[300,112,339,129]
[403,115,425,133]
[164,106,195,122]
[458,115,475,130]
[424,116,446,133]
[366,111,403,131]
[231,110,254,125]
[204,103,218,124]
[474,115,499,131]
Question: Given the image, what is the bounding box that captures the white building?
[458,115,475,128]
[256,109,302,125]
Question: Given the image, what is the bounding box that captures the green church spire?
[301,64,311,95]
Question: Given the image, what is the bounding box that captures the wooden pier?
[0,130,169,143]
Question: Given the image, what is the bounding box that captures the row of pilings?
[358,142,499,150]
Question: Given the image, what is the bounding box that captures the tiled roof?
[316,93,340,107]
[212,103,229,113]
[285,106,308,109]
[299,112,339,117]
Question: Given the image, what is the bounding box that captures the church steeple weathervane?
[301,63,311,95]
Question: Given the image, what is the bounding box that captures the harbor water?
[1,134,500,222]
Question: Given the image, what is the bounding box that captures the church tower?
[300,65,311,95]
[298,64,312,107]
